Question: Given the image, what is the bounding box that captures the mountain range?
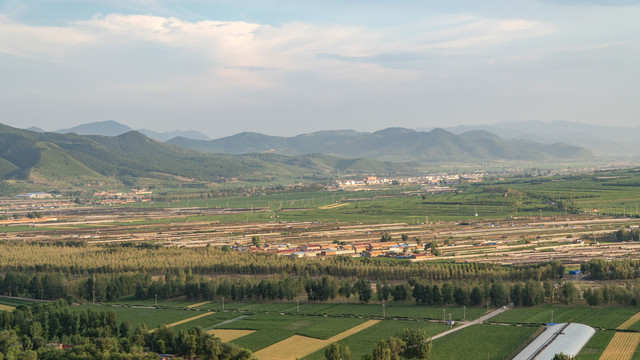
[0,123,408,188]
[168,127,593,162]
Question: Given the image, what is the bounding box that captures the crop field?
[576,330,616,360]
[214,313,368,351]
[599,332,640,360]
[207,329,256,343]
[618,312,640,330]
[304,320,451,360]
[0,304,15,312]
[489,305,640,329]
[109,299,489,322]
[429,324,539,360]
[0,297,41,307]
[78,305,208,329]
[170,312,243,332]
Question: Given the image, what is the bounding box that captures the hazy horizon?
[1,0,639,137]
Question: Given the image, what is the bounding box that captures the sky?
[0,0,638,137]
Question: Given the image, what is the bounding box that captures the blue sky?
[0,0,638,137]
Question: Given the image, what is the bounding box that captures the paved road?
[431,306,511,340]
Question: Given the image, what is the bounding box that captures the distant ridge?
[168,127,594,162]
[55,120,209,142]
[441,120,640,157]
[56,120,133,136]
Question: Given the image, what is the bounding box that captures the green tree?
[325,342,350,360]
[251,235,260,247]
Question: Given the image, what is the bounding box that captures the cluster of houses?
[337,172,485,189]
[235,240,431,261]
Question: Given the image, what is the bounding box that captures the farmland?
[2,168,640,358]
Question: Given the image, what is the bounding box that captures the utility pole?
[155,294,157,306]
[443,308,445,323]
[382,302,386,318]
[222,296,225,310]
[297,299,299,313]
[464,306,466,322]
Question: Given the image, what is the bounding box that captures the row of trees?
[0,269,581,308]
[0,300,253,359]
[0,241,567,282]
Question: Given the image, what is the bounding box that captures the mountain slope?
[169,127,594,162]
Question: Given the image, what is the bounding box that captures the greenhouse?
[513,322,596,360]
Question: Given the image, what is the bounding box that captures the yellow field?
[599,332,640,360]
[149,311,214,333]
[187,301,211,308]
[328,320,380,341]
[207,329,256,342]
[0,304,15,312]
[254,319,380,360]
[617,312,640,330]
[318,203,349,210]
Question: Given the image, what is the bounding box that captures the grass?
[215,313,367,351]
[490,305,640,329]
[429,324,538,360]
[304,320,451,360]
[576,330,616,360]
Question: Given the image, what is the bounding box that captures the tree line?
[0,300,253,359]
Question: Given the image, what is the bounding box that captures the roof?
[513,323,595,360]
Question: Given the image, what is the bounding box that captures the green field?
[490,305,639,329]
[111,298,489,322]
[304,320,451,360]
[576,330,616,360]
[77,304,207,329]
[215,313,368,351]
[0,297,43,307]
[430,324,539,360]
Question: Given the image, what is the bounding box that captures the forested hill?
[0,123,409,187]
[168,127,594,162]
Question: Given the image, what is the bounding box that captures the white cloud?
[0,13,555,72]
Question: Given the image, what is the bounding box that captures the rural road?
[431,306,511,340]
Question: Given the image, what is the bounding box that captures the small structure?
[513,322,595,360]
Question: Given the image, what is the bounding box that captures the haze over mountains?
[439,121,640,157]
[56,120,210,142]
[169,127,592,162]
